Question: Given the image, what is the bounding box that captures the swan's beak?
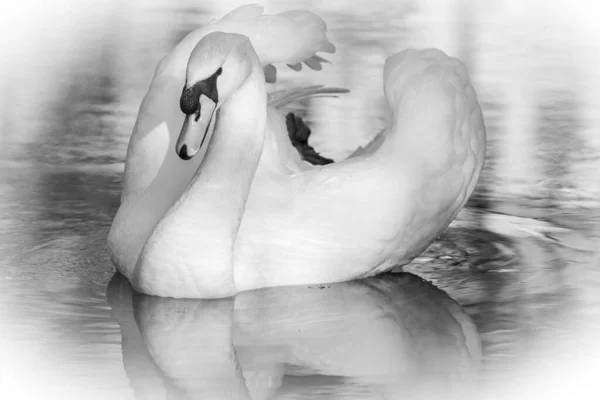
[176,95,218,160]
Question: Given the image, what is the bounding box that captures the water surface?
[1,0,599,399]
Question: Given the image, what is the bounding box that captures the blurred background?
[0,0,599,399]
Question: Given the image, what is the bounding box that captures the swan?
[109,13,487,299]
[108,4,345,284]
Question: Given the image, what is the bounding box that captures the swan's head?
[176,32,255,160]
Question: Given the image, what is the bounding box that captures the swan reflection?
[106,272,481,399]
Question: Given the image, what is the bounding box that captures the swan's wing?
[266,85,350,164]
[242,10,337,83]
[267,85,349,109]
[268,85,390,162]
[345,126,388,158]
[261,86,350,172]
[214,5,336,72]
[154,6,337,81]
[219,4,265,21]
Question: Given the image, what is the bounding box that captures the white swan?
[109,13,486,299]
[108,4,342,284]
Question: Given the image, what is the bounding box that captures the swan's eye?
[180,67,223,115]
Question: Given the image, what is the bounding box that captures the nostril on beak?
[178,144,192,160]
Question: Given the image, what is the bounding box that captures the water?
[1,0,600,398]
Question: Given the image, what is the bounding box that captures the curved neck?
[145,61,267,277]
[184,67,267,203]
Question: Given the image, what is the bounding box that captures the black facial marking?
[180,67,223,115]
[180,84,202,115]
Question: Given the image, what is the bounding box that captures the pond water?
[1,0,599,399]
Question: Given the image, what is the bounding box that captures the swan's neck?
[135,64,267,297]
[171,68,267,232]
[188,74,267,195]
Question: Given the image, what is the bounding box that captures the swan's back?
[382,49,485,171]
[236,49,486,288]
[378,48,486,261]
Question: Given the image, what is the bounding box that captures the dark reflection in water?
[1,0,600,398]
[106,272,481,400]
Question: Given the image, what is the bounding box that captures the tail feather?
[264,64,277,83]
[287,63,303,72]
[268,85,350,109]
